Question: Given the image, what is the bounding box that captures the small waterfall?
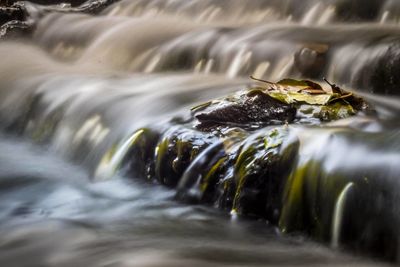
[27,6,400,95]
[0,0,400,265]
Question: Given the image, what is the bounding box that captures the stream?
[0,0,399,266]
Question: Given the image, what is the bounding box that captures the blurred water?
[0,136,390,267]
[0,0,400,265]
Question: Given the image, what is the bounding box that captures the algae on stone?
[192,77,369,130]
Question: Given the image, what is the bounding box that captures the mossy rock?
[192,78,371,130]
[99,77,396,260]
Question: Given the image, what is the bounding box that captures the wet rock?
[0,3,25,25]
[279,129,400,261]
[192,89,297,130]
[117,78,372,208]
[294,44,328,79]
[123,123,400,261]
[0,2,33,38]
[120,126,218,187]
[335,0,382,21]
[193,78,370,130]
[106,79,397,261]
[0,0,121,38]
[355,44,400,95]
[4,0,87,6]
[176,127,298,222]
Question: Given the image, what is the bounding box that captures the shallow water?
[0,0,400,266]
[0,136,390,267]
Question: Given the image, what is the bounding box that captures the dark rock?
[294,44,328,79]
[0,0,121,38]
[193,89,297,130]
[335,0,383,21]
[114,81,398,261]
[356,44,400,95]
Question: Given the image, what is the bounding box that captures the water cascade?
[0,0,399,266]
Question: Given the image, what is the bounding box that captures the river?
[0,0,399,266]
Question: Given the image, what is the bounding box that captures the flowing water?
[0,0,400,266]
